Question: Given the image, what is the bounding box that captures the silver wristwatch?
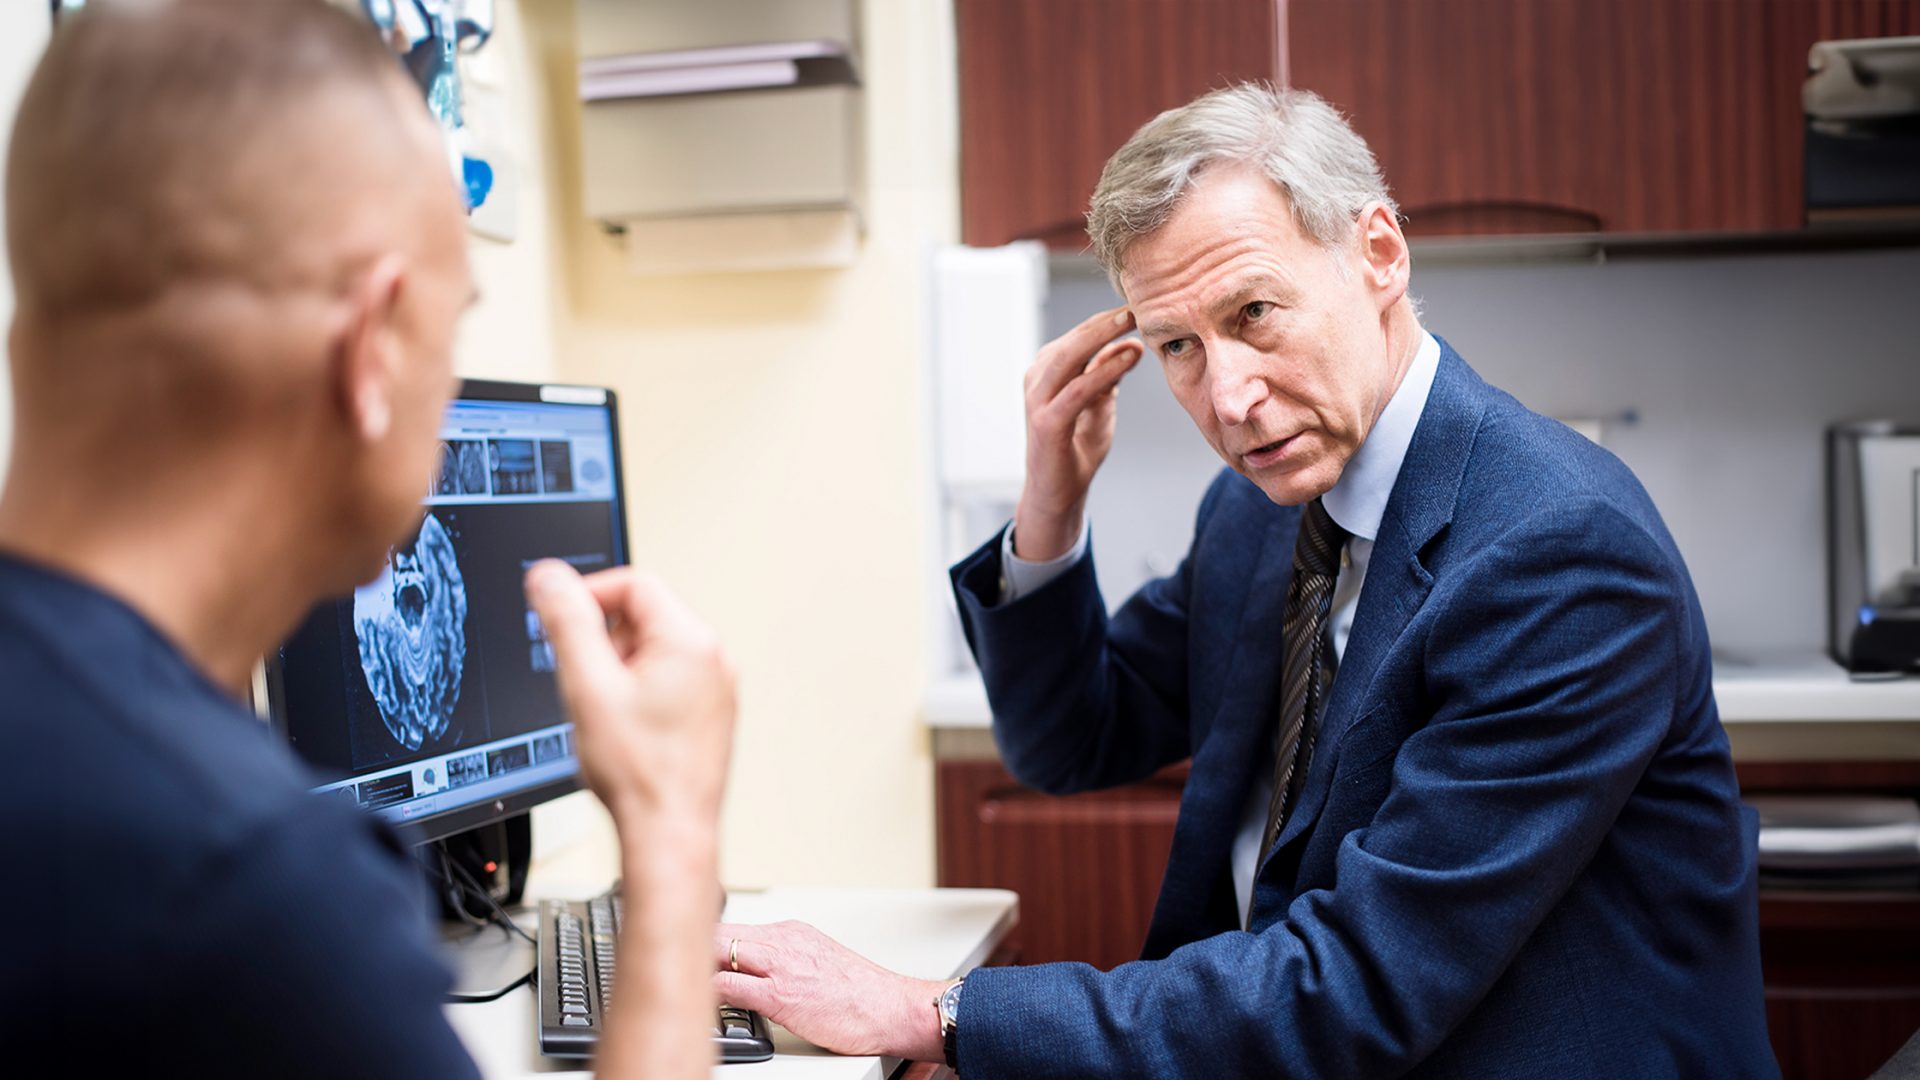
[936,977,965,1069]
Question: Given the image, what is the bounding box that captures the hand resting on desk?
[712,919,948,1063]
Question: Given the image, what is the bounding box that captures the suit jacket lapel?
[1146,496,1313,956]
[1156,510,1297,911]
[1265,339,1489,859]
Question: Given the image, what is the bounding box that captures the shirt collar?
[1321,330,1441,543]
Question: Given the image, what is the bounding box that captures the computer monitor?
[266,379,629,844]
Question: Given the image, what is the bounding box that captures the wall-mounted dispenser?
[574,0,863,274]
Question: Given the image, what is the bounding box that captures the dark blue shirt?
[0,554,480,1077]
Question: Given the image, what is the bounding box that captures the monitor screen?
[266,379,627,842]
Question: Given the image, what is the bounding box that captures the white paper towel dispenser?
[574,0,864,274]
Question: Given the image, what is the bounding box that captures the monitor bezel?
[263,377,628,845]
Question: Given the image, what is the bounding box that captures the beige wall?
[455,0,562,385]
[0,3,52,487]
[524,0,957,888]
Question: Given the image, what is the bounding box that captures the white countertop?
[926,652,1920,729]
[1710,654,1920,723]
[445,887,1018,1080]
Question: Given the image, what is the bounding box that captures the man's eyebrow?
[1139,274,1296,341]
[1210,273,1292,317]
[1140,318,1185,341]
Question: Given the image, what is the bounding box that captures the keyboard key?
[562,1016,591,1028]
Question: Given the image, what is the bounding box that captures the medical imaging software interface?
[273,394,624,827]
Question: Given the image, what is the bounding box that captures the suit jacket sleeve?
[956,498,1694,1078]
[947,479,1234,795]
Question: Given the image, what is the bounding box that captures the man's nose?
[1208,340,1268,428]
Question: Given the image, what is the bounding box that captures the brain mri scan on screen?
[353,511,469,751]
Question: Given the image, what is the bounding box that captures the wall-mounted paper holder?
[574,0,864,275]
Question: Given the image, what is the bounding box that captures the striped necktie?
[1259,497,1349,861]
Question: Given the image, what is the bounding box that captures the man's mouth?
[1243,434,1298,468]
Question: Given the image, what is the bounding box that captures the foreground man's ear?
[1356,202,1410,311]
[334,253,411,443]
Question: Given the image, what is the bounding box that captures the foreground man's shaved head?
[1,0,475,690]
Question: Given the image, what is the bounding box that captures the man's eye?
[1244,300,1271,321]
[1160,339,1190,358]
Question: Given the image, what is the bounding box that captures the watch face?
[941,981,963,1026]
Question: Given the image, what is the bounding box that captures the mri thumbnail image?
[353,511,469,752]
[437,440,489,496]
[490,439,539,495]
[539,440,574,494]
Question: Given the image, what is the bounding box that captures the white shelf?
[924,654,1920,731]
[923,673,992,729]
[1712,653,1920,724]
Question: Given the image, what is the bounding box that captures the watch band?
[938,977,965,1070]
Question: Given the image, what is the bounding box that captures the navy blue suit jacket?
[948,343,1775,1078]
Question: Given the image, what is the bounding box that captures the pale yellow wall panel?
[456,0,563,385]
[0,4,51,488]
[526,0,959,889]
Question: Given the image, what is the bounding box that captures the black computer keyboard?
[537,894,775,1064]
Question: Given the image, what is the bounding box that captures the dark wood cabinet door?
[1286,0,1920,237]
[1739,761,1920,1080]
[956,0,1282,250]
[1286,0,1615,236]
[936,758,1186,969]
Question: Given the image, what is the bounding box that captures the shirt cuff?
[998,516,1090,604]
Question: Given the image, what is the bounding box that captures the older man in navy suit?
[717,85,1777,1077]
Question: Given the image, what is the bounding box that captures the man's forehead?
[1127,258,1301,338]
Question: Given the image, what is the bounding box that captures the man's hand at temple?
[1012,305,1143,561]
[711,920,949,1063]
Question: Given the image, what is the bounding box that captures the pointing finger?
[525,560,621,684]
[578,567,714,656]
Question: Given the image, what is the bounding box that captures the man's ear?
[1356,201,1410,311]
[333,254,410,443]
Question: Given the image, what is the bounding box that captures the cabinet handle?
[1401,199,1604,232]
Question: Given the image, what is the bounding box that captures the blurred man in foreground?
[0,3,732,1077]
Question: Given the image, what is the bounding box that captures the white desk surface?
[445,887,1019,1080]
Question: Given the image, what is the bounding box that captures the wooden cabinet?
[1738,760,1920,1080]
[1286,0,1613,236]
[955,0,1283,249]
[955,0,1920,245]
[935,754,1920,1078]
[936,758,1185,968]
[1286,0,1920,238]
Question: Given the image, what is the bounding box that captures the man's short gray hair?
[1086,84,1396,281]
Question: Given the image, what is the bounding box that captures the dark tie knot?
[1294,498,1349,580]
